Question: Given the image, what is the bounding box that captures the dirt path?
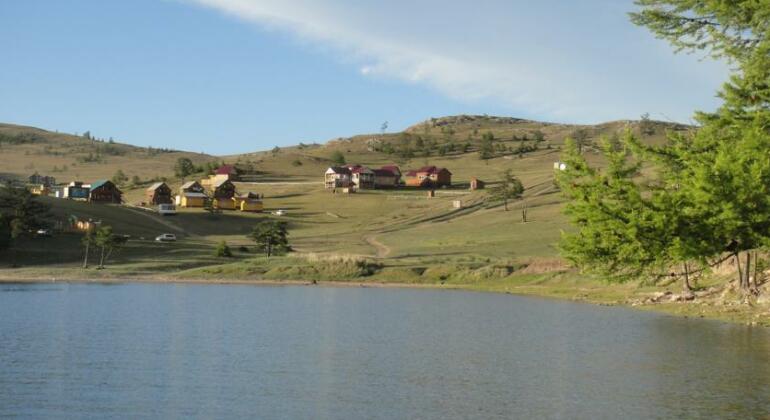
[364,234,391,258]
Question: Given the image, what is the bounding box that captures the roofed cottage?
[346,165,375,189]
[373,165,401,188]
[405,166,452,188]
[325,166,352,189]
[208,178,236,210]
[178,181,208,208]
[233,192,263,212]
[146,182,173,205]
[89,180,122,203]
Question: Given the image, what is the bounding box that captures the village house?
[28,173,56,187]
[347,165,375,189]
[88,180,123,203]
[405,166,452,188]
[373,165,401,188]
[62,181,90,200]
[177,181,208,208]
[146,182,173,205]
[233,192,263,212]
[208,178,236,210]
[214,164,239,181]
[325,166,352,189]
[30,184,51,196]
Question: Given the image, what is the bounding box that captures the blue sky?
[0,0,727,155]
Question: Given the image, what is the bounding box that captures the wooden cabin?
[88,180,123,203]
[146,182,173,205]
[209,178,236,210]
[178,181,208,208]
[214,164,239,181]
[373,166,401,188]
[347,165,375,190]
[470,177,485,190]
[233,192,263,212]
[404,166,452,188]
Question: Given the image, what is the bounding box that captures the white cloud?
[184,0,728,123]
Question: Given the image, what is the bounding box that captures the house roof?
[380,165,401,174]
[409,166,452,176]
[373,168,398,177]
[212,178,233,188]
[181,181,201,189]
[346,165,373,174]
[89,179,110,190]
[146,182,167,192]
[215,164,237,175]
[235,192,260,199]
[405,170,418,177]
[327,166,352,175]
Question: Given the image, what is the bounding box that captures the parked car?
[155,233,177,242]
[36,228,53,237]
[158,204,177,216]
[274,209,286,216]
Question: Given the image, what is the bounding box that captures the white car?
[155,233,177,242]
[274,209,286,216]
[158,204,177,216]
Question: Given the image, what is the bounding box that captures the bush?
[214,241,232,257]
[238,246,249,253]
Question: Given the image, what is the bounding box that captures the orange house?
[404,166,452,188]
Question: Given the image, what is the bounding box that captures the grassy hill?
[0,115,686,274]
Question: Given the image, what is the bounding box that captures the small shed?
[88,180,122,203]
[233,192,263,212]
[470,177,485,191]
[146,182,173,205]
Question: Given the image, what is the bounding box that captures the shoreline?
[1,272,768,327]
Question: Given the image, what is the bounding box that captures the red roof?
[345,164,373,174]
[328,166,352,175]
[215,165,237,175]
[373,168,398,177]
[380,165,401,174]
[406,166,451,176]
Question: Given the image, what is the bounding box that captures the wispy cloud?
[185,0,728,124]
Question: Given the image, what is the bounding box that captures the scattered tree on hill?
[489,169,524,211]
[571,129,590,153]
[214,240,232,257]
[330,151,346,166]
[380,121,388,135]
[81,229,96,269]
[83,131,92,140]
[131,175,142,187]
[174,157,195,178]
[271,146,281,155]
[532,130,545,143]
[94,225,127,269]
[639,112,655,136]
[479,131,495,163]
[111,169,128,187]
[249,220,289,258]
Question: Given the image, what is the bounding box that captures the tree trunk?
[735,252,744,291]
[745,251,752,292]
[504,199,508,211]
[522,208,527,223]
[683,262,692,292]
[83,242,90,268]
[99,246,106,269]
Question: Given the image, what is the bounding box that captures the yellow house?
[233,192,263,212]
[178,181,208,208]
[30,184,50,196]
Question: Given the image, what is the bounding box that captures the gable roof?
[212,178,234,188]
[373,168,398,177]
[380,165,401,175]
[215,164,237,175]
[327,166,351,175]
[147,182,167,192]
[89,179,111,190]
[181,181,201,190]
[346,164,374,174]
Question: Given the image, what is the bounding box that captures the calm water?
[1,283,769,419]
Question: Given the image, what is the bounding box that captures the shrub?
[214,241,232,257]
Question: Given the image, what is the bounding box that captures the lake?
[1,282,769,419]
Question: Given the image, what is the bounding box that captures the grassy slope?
[5,116,766,325]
